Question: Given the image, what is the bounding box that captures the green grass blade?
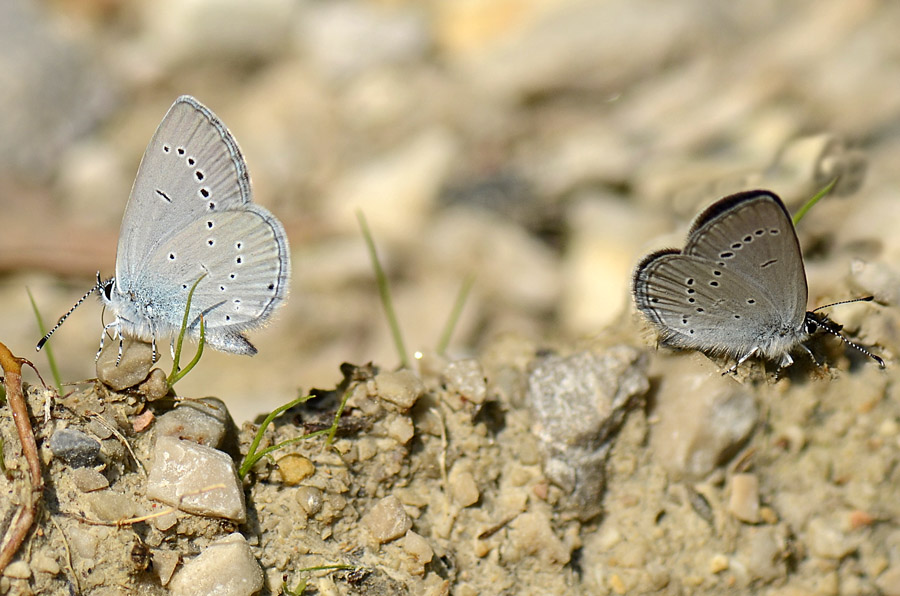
[26,288,62,395]
[168,274,206,387]
[239,383,356,477]
[239,393,316,478]
[436,273,475,356]
[792,177,838,225]
[167,315,205,388]
[325,384,354,447]
[356,210,409,369]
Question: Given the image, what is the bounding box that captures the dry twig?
[0,342,45,573]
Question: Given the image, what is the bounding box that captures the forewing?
[116,96,252,283]
[682,191,807,328]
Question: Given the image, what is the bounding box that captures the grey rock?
[49,428,101,468]
[156,398,231,448]
[96,337,154,391]
[526,346,648,520]
[70,467,109,492]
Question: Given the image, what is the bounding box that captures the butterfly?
[38,96,290,362]
[632,190,882,372]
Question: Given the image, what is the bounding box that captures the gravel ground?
[1,1,900,594]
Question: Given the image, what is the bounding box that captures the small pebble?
[152,549,180,586]
[729,473,761,523]
[740,527,784,582]
[156,398,230,448]
[138,368,170,401]
[876,565,900,596]
[168,533,263,596]
[609,573,627,595]
[363,495,413,543]
[86,490,137,523]
[48,428,101,468]
[375,369,425,412]
[296,486,324,516]
[65,525,98,560]
[709,554,729,574]
[70,467,109,492]
[401,530,434,574]
[449,468,480,507]
[507,511,570,566]
[150,508,179,532]
[846,509,875,530]
[146,436,246,522]
[2,561,31,579]
[132,409,155,433]
[649,361,757,479]
[760,507,779,525]
[30,554,59,576]
[86,418,114,440]
[806,516,858,560]
[442,359,488,405]
[385,414,415,444]
[276,454,315,485]
[95,337,154,391]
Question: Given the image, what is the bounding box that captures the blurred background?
[1,0,898,422]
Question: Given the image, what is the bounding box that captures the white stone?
[147,436,246,522]
[442,359,487,405]
[385,414,415,445]
[2,561,31,579]
[169,533,263,596]
[375,370,425,412]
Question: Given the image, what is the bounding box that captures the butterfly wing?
[112,96,290,355]
[685,191,807,320]
[116,96,252,285]
[633,191,808,360]
[134,205,290,354]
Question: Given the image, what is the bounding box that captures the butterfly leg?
[115,324,125,366]
[722,348,760,375]
[799,343,820,366]
[96,319,122,362]
[147,318,159,364]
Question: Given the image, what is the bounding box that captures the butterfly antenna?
[36,272,103,352]
[807,296,885,368]
[811,295,876,312]
[812,319,885,368]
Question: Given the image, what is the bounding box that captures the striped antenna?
[36,273,104,352]
[808,296,885,368]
